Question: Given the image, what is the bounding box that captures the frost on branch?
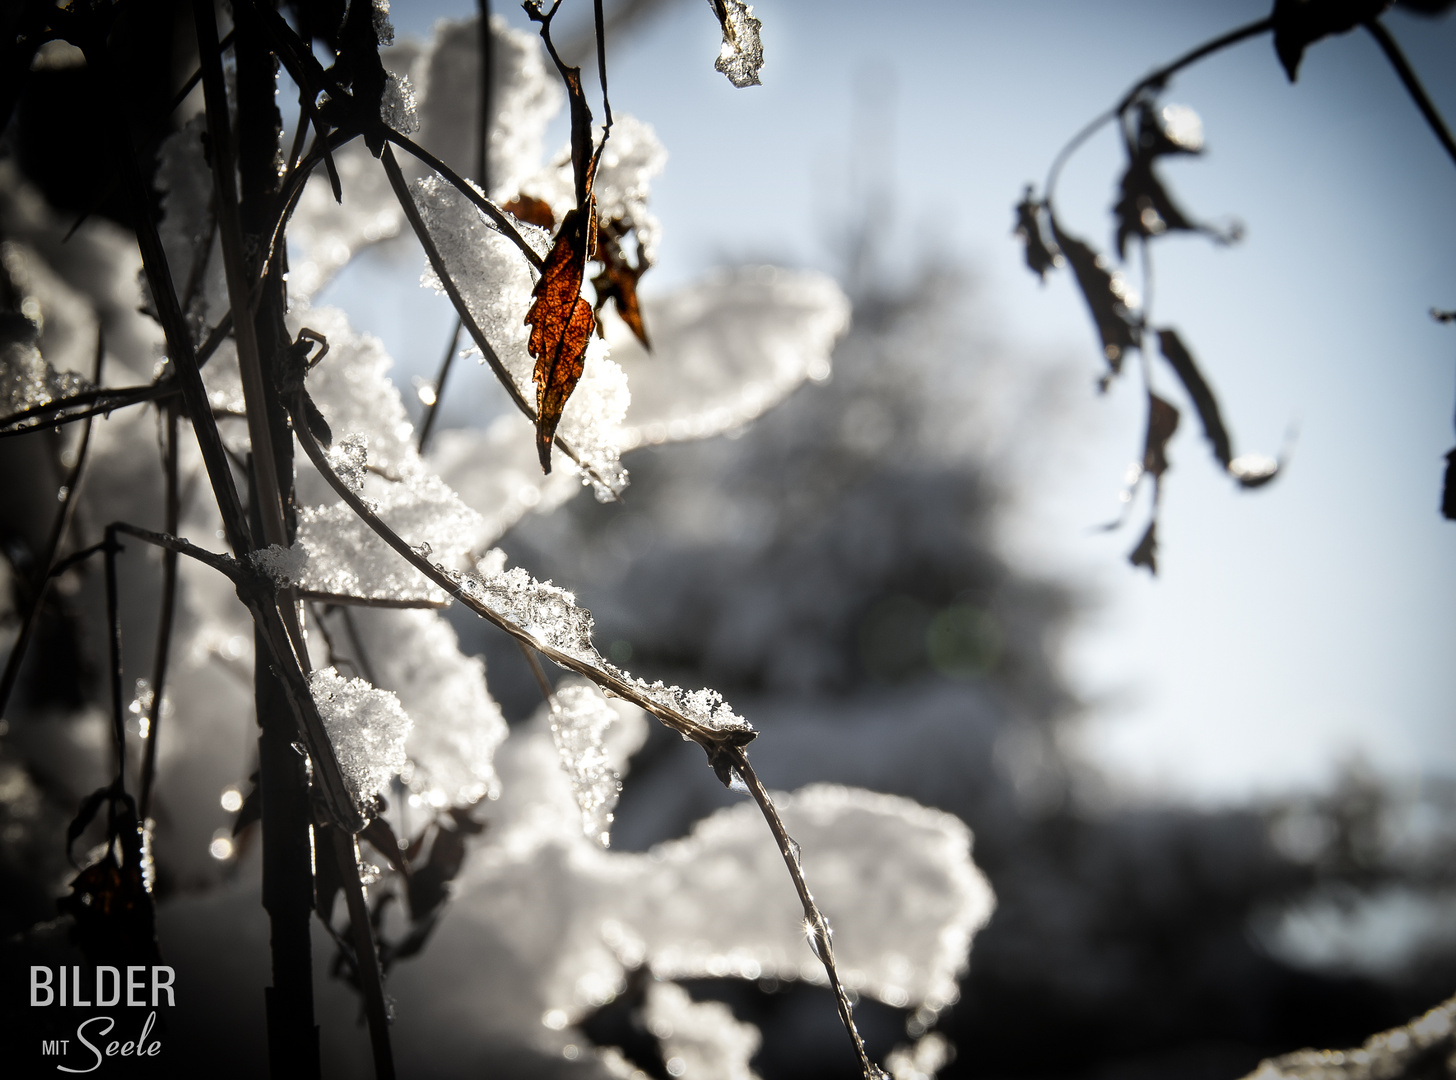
[309,667,412,807]
[1241,991,1456,1080]
[608,267,851,449]
[343,608,507,809]
[413,174,629,499]
[709,0,765,88]
[544,680,626,847]
[380,71,420,135]
[0,333,92,418]
[413,15,561,201]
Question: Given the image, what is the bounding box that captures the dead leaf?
[1129,520,1159,574]
[526,207,596,472]
[502,194,557,231]
[1143,392,1181,478]
[1157,328,1232,468]
[1014,187,1061,281]
[1049,214,1140,378]
[593,218,651,348]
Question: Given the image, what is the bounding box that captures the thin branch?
[194,0,290,555]
[329,827,396,1080]
[139,402,180,821]
[0,329,102,719]
[730,749,883,1077]
[385,130,545,272]
[415,322,459,454]
[1364,19,1456,171]
[0,382,172,437]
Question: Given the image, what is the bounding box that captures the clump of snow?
[607,267,850,450]
[380,71,420,134]
[309,666,412,807]
[247,543,308,588]
[545,680,625,847]
[329,434,369,495]
[344,608,508,808]
[1241,991,1456,1080]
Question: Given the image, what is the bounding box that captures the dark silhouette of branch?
[1364,18,1456,169]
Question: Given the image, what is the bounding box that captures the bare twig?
[730,748,883,1078]
[329,827,396,1080]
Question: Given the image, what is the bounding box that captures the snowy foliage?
[309,667,413,807]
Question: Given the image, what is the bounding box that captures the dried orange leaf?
[502,194,557,231]
[526,207,596,472]
[592,219,651,348]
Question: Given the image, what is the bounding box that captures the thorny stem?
[1363,19,1456,171]
[289,394,881,1071]
[0,328,101,719]
[1044,15,1274,203]
[728,747,883,1078]
[139,402,180,821]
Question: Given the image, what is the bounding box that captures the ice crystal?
[413,175,630,499]
[607,267,850,449]
[380,71,420,135]
[413,15,561,202]
[459,564,599,661]
[712,0,764,88]
[247,543,308,588]
[330,434,369,494]
[345,608,507,808]
[0,336,92,418]
[309,666,412,806]
[546,680,624,847]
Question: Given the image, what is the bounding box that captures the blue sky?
[348,1,1456,803]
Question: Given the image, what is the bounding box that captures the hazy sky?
[348,0,1456,804]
